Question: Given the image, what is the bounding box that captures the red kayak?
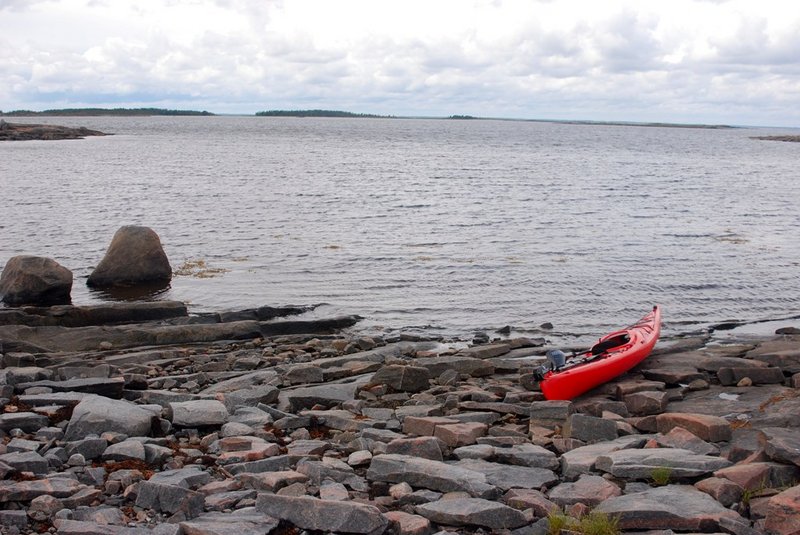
[537,306,661,400]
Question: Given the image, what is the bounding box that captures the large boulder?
[87,226,171,288]
[0,256,72,306]
[65,395,158,440]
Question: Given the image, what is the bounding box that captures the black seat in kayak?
[591,333,631,356]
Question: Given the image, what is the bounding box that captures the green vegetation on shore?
[0,108,214,117]
[255,109,387,118]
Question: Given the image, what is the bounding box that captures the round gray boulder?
[0,255,73,306]
[87,226,172,288]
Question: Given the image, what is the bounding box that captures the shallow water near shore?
[2,116,799,341]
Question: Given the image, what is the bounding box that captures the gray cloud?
[1,1,799,125]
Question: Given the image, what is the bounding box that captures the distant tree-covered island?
[255,109,388,118]
[0,108,214,117]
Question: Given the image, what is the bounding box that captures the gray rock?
[593,484,744,531]
[595,448,731,479]
[718,367,785,386]
[369,364,431,392]
[655,426,720,456]
[0,255,72,306]
[0,412,49,432]
[367,453,498,498]
[279,382,360,412]
[256,494,388,535]
[547,474,622,507]
[386,437,445,461]
[562,413,617,443]
[170,400,228,427]
[149,467,212,488]
[416,497,528,529]
[135,481,204,519]
[494,443,560,470]
[0,451,48,475]
[452,459,559,491]
[14,377,125,398]
[65,437,108,461]
[65,395,156,440]
[180,511,280,535]
[762,427,800,466]
[560,436,649,479]
[102,440,146,462]
[414,355,495,377]
[623,390,669,416]
[87,225,171,288]
[0,478,85,502]
[529,400,574,427]
[0,509,28,530]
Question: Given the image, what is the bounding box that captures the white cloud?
[1,0,800,124]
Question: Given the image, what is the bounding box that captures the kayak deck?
[539,306,661,400]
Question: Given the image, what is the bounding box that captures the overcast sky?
[2,0,799,126]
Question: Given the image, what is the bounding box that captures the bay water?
[2,116,799,342]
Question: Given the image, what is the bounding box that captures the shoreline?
[2,300,800,533]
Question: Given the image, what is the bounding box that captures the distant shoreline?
[0,107,738,129]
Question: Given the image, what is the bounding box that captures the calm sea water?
[2,116,799,342]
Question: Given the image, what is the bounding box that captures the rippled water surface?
[2,116,799,340]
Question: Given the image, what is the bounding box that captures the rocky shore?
[1,299,800,535]
[0,120,108,141]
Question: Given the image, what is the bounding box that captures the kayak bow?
[539,306,661,400]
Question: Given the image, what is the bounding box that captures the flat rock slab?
[180,511,280,535]
[593,484,744,531]
[560,436,649,479]
[765,484,800,535]
[367,453,497,499]
[170,400,229,427]
[762,427,800,466]
[0,412,50,432]
[14,377,125,397]
[0,478,86,502]
[452,459,559,491]
[596,448,731,479]
[655,412,732,442]
[416,497,528,530]
[256,494,388,535]
[548,474,621,507]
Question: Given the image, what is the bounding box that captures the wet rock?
[0,255,72,306]
[595,447,731,479]
[593,484,743,531]
[548,474,622,507]
[87,225,172,288]
[655,412,732,442]
[65,395,156,440]
[256,494,388,535]
[416,497,528,530]
[367,453,498,498]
